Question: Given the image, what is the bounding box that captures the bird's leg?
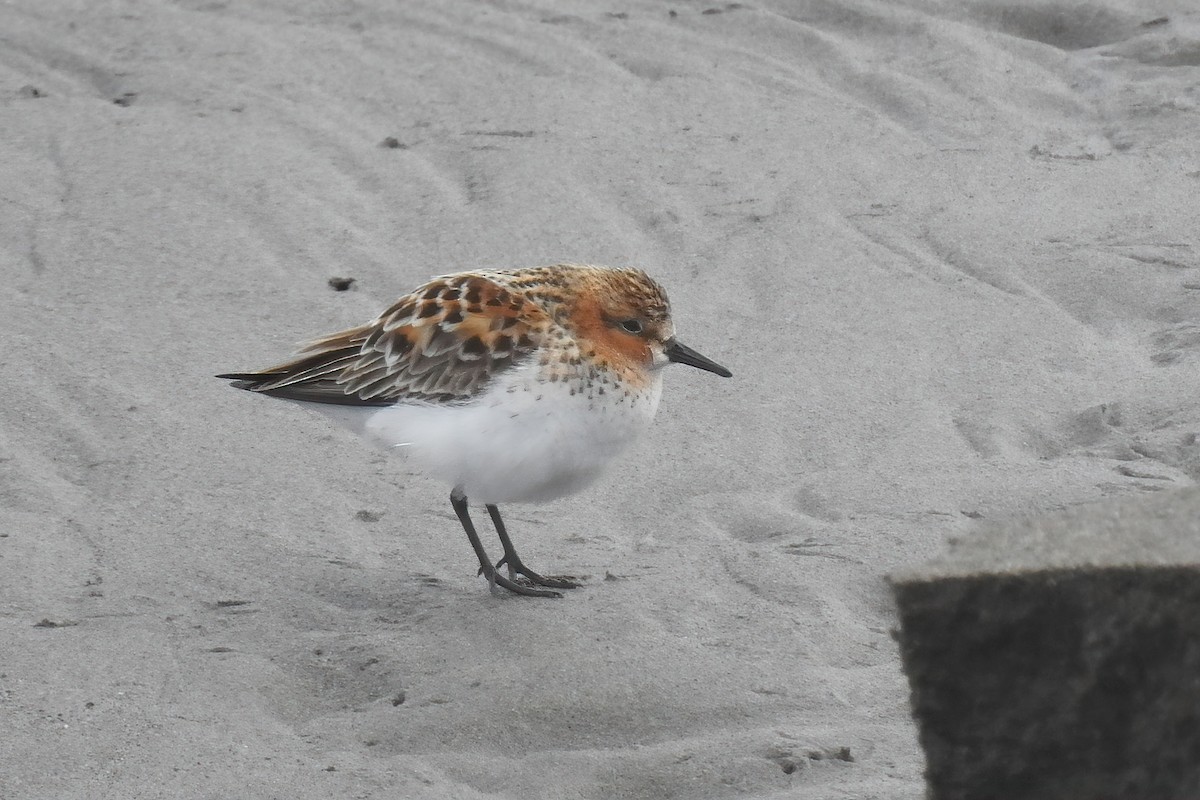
[486,504,581,590]
[450,490,562,598]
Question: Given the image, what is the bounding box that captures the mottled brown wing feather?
[217,274,548,405]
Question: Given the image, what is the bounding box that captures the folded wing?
[217,274,547,406]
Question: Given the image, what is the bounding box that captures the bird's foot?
[496,555,581,590]
[480,563,563,598]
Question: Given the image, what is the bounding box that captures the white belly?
[358,369,663,504]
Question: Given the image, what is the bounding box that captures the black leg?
[450,490,561,598]
[486,504,581,590]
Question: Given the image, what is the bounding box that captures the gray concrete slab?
[891,488,1200,800]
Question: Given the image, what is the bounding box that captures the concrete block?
[891,488,1200,800]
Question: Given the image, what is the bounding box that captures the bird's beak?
[664,339,732,378]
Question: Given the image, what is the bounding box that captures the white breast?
[359,364,663,504]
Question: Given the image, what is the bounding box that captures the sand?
[2,1,1198,797]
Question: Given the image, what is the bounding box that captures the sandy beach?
[2,1,1198,797]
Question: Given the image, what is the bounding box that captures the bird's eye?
[619,319,644,334]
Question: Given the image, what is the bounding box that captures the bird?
[217,263,731,598]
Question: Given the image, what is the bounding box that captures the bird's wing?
[217,273,548,405]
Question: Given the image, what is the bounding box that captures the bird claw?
[478,561,578,592]
[491,555,580,589]
[480,566,562,598]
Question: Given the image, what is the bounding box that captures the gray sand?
[2,1,1198,797]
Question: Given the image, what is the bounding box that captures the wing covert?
[219,274,548,405]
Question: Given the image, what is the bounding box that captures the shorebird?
[218,264,730,597]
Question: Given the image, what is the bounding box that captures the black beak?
[665,339,732,378]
